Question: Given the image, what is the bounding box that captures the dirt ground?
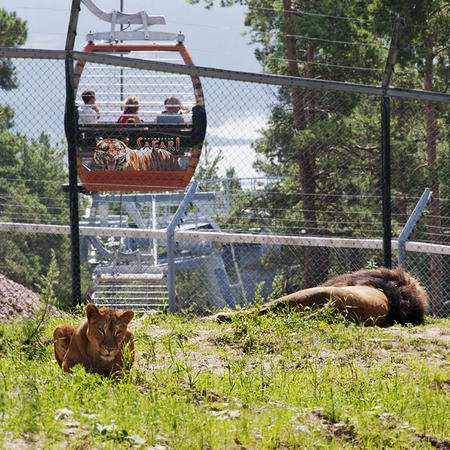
[133,318,450,377]
[0,273,50,321]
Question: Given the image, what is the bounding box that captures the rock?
[54,408,74,420]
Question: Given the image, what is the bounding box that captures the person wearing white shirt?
[78,90,100,125]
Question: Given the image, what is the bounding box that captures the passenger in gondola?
[78,90,100,125]
[117,95,141,124]
[156,96,185,125]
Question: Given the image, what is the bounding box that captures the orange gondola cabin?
[73,1,206,192]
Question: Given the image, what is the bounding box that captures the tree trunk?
[424,35,443,314]
[283,0,327,287]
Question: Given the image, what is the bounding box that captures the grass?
[0,308,448,449]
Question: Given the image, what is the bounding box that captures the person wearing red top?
[117,96,141,124]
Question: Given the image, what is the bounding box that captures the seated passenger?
[78,90,100,125]
[156,97,185,125]
[117,96,141,124]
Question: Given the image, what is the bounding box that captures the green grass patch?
[0,311,448,449]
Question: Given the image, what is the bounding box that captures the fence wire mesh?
[0,52,448,316]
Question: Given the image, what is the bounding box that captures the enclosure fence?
[0,46,448,316]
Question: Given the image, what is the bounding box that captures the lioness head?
[85,304,134,359]
[93,138,129,171]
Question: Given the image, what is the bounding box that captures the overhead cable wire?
[11,6,69,12]
[230,191,383,198]
[249,6,366,24]
[228,206,384,216]
[302,60,383,72]
[264,54,384,71]
[286,34,387,49]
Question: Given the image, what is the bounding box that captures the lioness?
[211,267,429,326]
[53,304,134,375]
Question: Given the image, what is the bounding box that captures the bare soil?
[0,273,51,321]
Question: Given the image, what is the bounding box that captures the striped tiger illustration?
[93,138,181,171]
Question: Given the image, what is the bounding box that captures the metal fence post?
[381,95,392,268]
[166,180,199,312]
[64,0,82,306]
[381,15,403,269]
[398,189,433,268]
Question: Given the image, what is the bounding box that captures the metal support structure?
[102,191,215,203]
[65,0,82,306]
[81,0,164,25]
[152,196,158,266]
[166,180,199,312]
[1,221,449,255]
[398,189,433,268]
[81,0,183,43]
[381,15,403,269]
[381,96,392,268]
[381,15,403,88]
[120,0,124,102]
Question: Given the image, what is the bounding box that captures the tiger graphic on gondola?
[93,138,181,171]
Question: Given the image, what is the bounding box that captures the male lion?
[212,267,429,326]
[53,304,134,375]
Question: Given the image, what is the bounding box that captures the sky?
[2,0,272,178]
[5,0,260,71]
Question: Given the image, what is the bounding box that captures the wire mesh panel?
[0,50,448,316]
[197,81,385,301]
[0,57,72,305]
[390,97,449,243]
[84,236,168,312]
[173,238,386,312]
[0,227,74,308]
[0,58,66,139]
[406,250,450,317]
[389,96,449,316]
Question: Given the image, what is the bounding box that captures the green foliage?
[37,250,60,308]
[0,105,14,130]
[120,341,135,377]
[0,8,79,306]
[190,0,449,290]
[365,257,379,269]
[267,272,286,301]
[175,270,214,315]
[0,131,78,306]
[370,0,449,89]
[252,281,265,306]
[196,141,223,184]
[20,252,61,360]
[0,8,27,91]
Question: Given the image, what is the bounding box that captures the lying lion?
[211,267,429,326]
[53,304,134,375]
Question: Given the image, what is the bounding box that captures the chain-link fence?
[0,48,448,316]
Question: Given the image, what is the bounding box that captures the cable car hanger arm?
[81,0,184,43]
[81,0,165,26]
[86,30,185,43]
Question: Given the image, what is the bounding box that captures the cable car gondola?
[73,0,206,193]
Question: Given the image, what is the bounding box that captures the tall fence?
[0,47,448,316]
